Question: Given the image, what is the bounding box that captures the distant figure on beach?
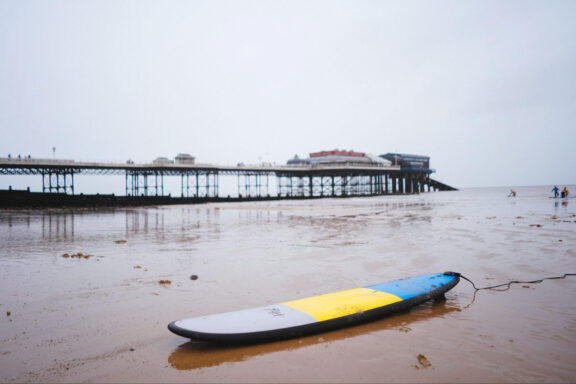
[509,189,516,197]
[552,186,559,198]
[561,187,569,198]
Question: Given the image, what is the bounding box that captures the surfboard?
[168,272,460,342]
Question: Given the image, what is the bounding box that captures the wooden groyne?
[0,189,278,208]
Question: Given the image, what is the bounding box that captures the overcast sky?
[1,0,575,188]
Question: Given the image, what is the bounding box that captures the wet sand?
[1,187,575,383]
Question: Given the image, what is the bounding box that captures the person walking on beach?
[561,187,569,198]
[552,186,560,198]
[509,189,517,197]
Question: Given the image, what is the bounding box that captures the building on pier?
[153,153,195,165]
[174,153,195,164]
[152,156,173,164]
[380,153,430,170]
[286,155,309,166]
[287,150,391,167]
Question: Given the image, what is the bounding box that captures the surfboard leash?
[444,271,576,292]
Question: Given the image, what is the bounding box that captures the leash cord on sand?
[445,272,576,292]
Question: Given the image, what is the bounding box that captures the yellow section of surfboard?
[281,287,403,322]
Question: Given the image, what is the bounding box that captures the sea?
[1,186,575,383]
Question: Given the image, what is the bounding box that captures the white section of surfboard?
[173,304,317,334]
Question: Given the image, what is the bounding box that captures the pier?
[0,155,456,207]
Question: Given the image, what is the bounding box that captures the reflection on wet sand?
[42,212,75,240]
[168,298,461,371]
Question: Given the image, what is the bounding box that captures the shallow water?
[1,187,575,383]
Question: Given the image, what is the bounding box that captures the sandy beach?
[1,186,575,383]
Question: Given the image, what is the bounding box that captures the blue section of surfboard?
[168,272,460,342]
